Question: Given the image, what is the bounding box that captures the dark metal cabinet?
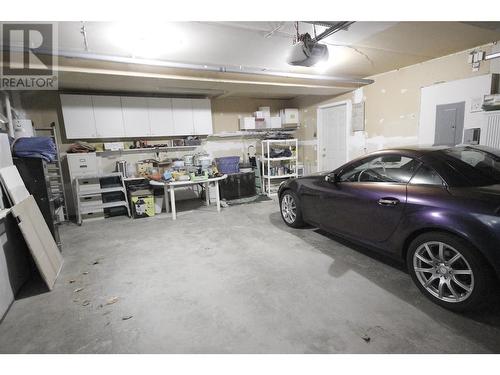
[13,157,61,249]
[219,172,256,200]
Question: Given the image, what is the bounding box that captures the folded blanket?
[12,137,57,162]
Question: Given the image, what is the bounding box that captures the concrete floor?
[1,199,500,353]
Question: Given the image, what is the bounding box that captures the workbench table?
[149,175,227,220]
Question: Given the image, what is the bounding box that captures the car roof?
[374,145,500,158]
[364,145,451,159]
[357,145,500,187]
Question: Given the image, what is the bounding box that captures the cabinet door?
[172,98,194,136]
[192,99,213,135]
[121,97,151,137]
[147,97,174,136]
[60,94,97,139]
[91,95,125,138]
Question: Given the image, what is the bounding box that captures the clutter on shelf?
[239,106,299,131]
[117,150,223,184]
[67,141,96,153]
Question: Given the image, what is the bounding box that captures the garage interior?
[1,21,500,354]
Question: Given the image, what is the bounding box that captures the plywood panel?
[0,134,13,169]
[11,196,63,290]
[0,166,29,205]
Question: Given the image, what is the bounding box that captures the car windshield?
[442,147,500,186]
[340,155,419,183]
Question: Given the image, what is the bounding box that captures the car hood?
[301,171,329,178]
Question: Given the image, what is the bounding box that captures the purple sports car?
[278,145,500,311]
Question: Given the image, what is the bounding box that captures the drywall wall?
[491,43,500,74]
[419,74,494,145]
[290,43,496,171]
[212,97,289,133]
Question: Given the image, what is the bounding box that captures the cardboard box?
[266,116,282,129]
[255,119,266,129]
[258,106,271,117]
[104,142,124,151]
[239,117,256,130]
[130,190,155,218]
[280,108,299,125]
[254,111,265,119]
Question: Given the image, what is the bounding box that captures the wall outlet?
[470,97,482,112]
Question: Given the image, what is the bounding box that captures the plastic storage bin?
[215,156,240,174]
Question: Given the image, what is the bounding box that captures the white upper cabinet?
[60,94,97,139]
[91,95,125,138]
[171,98,194,136]
[121,97,151,137]
[192,99,213,135]
[61,94,212,139]
[147,97,174,137]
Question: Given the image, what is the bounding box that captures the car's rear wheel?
[407,232,493,311]
[280,190,305,228]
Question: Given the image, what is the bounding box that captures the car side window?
[339,155,418,183]
[409,164,445,186]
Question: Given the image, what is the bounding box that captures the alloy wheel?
[281,194,297,224]
[413,241,474,303]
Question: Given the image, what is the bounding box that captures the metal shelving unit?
[260,139,298,197]
[75,172,131,225]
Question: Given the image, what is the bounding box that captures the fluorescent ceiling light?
[108,22,185,59]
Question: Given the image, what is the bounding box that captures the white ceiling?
[3,21,500,98]
[53,21,500,78]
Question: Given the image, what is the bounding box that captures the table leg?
[215,181,221,212]
[205,182,210,206]
[164,185,170,213]
[170,186,177,220]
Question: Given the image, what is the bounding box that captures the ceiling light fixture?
[108,22,185,59]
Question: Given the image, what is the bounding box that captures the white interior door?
[318,103,348,171]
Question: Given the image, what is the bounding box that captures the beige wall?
[8,41,498,177]
[290,43,497,171]
[212,97,290,133]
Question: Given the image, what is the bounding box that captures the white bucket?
[154,196,164,214]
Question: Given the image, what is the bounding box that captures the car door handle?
[378,198,400,206]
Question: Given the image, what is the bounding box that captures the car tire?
[279,190,305,228]
[407,232,494,312]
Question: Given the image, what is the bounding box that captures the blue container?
[216,156,240,174]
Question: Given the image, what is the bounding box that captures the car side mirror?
[325,172,339,184]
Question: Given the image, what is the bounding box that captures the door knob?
[378,198,399,206]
